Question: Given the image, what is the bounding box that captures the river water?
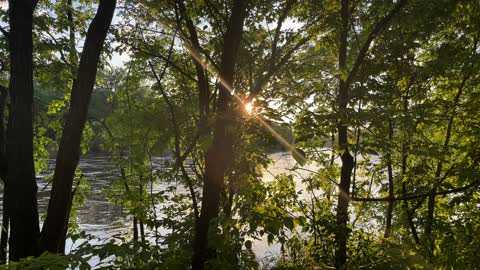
[0,152,318,264]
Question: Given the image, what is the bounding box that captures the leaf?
[267,234,274,244]
[292,148,306,166]
[244,240,252,249]
[284,217,294,230]
[339,68,349,82]
[364,148,378,156]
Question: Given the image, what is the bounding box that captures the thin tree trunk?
[399,85,420,245]
[133,216,139,242]
[5,0,40,261]
[66,0,78,69]
[334,1,353,269]
[191,1,248,269]
[326,131,335,201]
[176,0,210,134]
[148,49,200,224]
[40,0,116,253]
[224,176,235,218]
[139,218,145,242]
[401,150,420,244]
[333,1,406,266]
[424,74,468,253]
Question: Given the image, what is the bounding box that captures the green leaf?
[292,148,306,166]
[267,234,274,244]
[284,217,294,230]
[244,240,252,249]
[339,68,349,82]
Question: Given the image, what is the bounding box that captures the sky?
[0,1,128,68]
[0,1,303,70]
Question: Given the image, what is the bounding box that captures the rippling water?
[0,152,319,264]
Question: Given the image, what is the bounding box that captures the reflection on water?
[0,157,130,240]
[0,152,317,262]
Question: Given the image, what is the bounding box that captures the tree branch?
[352,179,479,202]
[345,0,407,88]
[148,58,200,223]
[270,0,297,70]
[126,40,198,82]
[246,25,316,101]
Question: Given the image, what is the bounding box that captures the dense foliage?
[0,0,479,269]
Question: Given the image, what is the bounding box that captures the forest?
[0,0,479,269]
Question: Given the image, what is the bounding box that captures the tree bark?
[6,0,39,260]
[5,0,40,260]
[133,216,138,242]
[40,0,116,253]
[333,1,406,267]
[139,218,145,242]
[334,1,353,269]
[191,1,248,269]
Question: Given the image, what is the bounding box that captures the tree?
[190,2,249,268]
[40,0,117,253]
[333,0,407,268]
[4,0,40,260]
[0,0,478,268]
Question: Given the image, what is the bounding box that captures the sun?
[245,102,253,114]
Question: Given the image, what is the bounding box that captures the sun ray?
[158,25,344,194]
[185,45,308,164]
[245,102,253,114]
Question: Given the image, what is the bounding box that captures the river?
[0,152,319,265]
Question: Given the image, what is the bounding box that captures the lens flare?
[151,21,348,203]
[245,102,253,114]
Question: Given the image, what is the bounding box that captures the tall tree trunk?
[332,1,406,266]
[191,1,248,269]
[5,0,40,260]
[40,0,116,253]
[334,1,353,269]
[139,218,145,242]
[400,86,420,245]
